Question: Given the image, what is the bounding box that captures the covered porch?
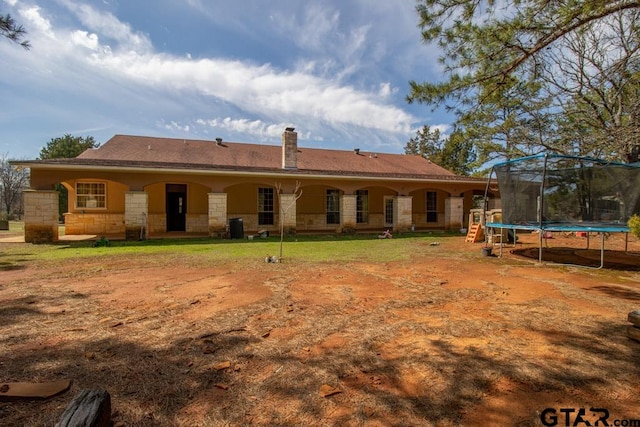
[22,176,493,243]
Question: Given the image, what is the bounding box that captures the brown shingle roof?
[17,134,483,182]
[74,134,457,179]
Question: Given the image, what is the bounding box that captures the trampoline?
[483,153,640,268]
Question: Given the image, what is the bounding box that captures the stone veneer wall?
[411,213,444,229]
[186,214,208,233]
[364,213,387,230]
[64,213,125,235]
[146,214,165,234]
[295,213,388,232]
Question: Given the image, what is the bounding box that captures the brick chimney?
[282,127,297,169]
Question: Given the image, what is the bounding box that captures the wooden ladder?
[465,223,483,243]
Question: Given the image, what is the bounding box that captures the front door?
[166,184,187,232]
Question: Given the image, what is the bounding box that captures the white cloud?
[296,5,341,52]
[70,30,99,50]
[162,121,190,133]
[432,124,450,134]
[270,3,372,82]
[409,123,451,140]
[83,45,415,134]
[378,82,392,98]
[20,6,55,39]
[195,118,294,139]
[58,0,152,52]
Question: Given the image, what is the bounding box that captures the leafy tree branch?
[1,12,30,49]
[408,0,640,107]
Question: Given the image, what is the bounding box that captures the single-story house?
[14,128,498,243]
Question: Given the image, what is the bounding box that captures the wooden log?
[627,325,640,343]
[55,389,111,427]
[628,310,640,327]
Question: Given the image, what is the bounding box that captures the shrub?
[628,214,640,239]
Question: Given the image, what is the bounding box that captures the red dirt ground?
[1,231,640,426]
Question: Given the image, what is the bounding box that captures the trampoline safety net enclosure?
[487,153,640,230]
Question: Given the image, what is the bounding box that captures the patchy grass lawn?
[1,233,639,426]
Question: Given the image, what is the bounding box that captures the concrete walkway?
[0,234,98,243]
[0,235,24,243]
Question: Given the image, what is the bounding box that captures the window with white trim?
[384,196,394,226]
[258,187,274,225]
[326,189,340,225]
[76,182,106,209]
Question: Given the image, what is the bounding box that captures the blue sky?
[1,0,448,159]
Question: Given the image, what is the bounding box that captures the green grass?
[0,231,461,265]
[0,221,64,234]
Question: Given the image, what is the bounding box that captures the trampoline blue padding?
[485,222,631,268]
[485,222,629,233]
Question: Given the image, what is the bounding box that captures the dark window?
[326,189,340,224]
[356,190,369,224]
[426,191,438,223]
[258,188,274,225]
[384,197,394,225]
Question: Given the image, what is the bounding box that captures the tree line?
[405,1,640,175]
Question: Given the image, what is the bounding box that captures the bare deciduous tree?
[1,153,29,217]
[275,181,302,261]
[539,9,640,162]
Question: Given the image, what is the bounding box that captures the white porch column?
[208,193,228,237]
[125,191,148,240]
[395,195,413,232]
[23,190,59,243]
[445,196,464,230]
[279,193,298,235]
[340,194,357,232]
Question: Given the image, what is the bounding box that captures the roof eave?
[13,161,486,183]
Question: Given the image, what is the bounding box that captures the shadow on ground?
[1,283,638,426]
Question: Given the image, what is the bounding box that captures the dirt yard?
[1,232,640,426]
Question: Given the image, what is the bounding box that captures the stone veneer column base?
[23,190,59,243]
[445,196,464,230]
[25,225,58,244]
[340,194,357,233]
[125,192,148,241]
[208,193,228,238]
[395,196,413,232]
[279,193,298,236]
